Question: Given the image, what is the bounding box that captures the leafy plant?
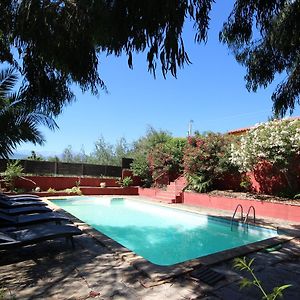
[233,257,291,300]
[47,187,56,194]
[75,178,81,187]
[2,160,24,191]
[65,186,82,195]
[130,153,152,187]
[118,176,133,187]
[240,175,252,192]
[186,174,212,193]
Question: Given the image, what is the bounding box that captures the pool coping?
[45,196,299,282]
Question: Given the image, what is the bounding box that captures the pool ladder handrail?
[244,205,256,228]
[230,204,243,231]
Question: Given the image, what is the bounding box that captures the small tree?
[131,127,172,186]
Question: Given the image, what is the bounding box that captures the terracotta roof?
[227,116,300,135]
[227,126,252,135]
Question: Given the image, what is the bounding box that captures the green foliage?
[47,155,60,162]
[220,0,300,116]
[186,174,212,193]
[89,136,132,166]
[240,175,252,192]
[148,137,186,181]
[59,137,133,166]
[233,257,291,300]
[131,128,173,186]
[1,1,298,124]
[184,133,237,193]
[0,68,57,158]
[132,127,172,154]
[1,1,213,117]
[64,186,82,195]
[231,119,300,172]
[47,187,56,194]
[130,153,152,187]
[27,150,43,161]
[230,119,300,195]
[118,176,133,187]
[2,160,23,191]
[75,178,81,187]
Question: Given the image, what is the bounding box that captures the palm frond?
[0,67,58,158]
[0,68,18,99]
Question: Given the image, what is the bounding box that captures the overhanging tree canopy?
[220,0,300,116]
[0,0,212,117]
[1,0,299,117]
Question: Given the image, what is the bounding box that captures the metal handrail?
[230,204,244,230]
[244,206,256,228]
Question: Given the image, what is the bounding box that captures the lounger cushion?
[0,194,41,202]
[0,199,47,208]
[0,212,70,226]
[10,224,82,244]
[0,206,52,215]
[0,224,82,249]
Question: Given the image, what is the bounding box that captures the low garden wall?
[138,187,157,198]
[14,176,120,191]
[183,191,300,222]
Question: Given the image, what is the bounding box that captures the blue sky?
[16,0,300,157]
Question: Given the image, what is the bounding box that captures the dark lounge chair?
[0,212,70,227]
[0,206,52,216]
[0,193,41,202]
[0,224,82,250]
[0,199,47,208]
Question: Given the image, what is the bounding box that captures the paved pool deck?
[1,196,300,299]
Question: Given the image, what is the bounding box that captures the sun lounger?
[0,193,41,202]
[0,212,70,227]
[1,193,40,198]
[0,199,47,208]
[0,206,52,216]
[0,224,82,250]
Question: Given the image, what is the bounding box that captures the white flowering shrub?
[230,119,300,173]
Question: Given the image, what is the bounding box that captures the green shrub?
[148,138,186,182]
[1,161,23,191]
[183,133,237,193]
[130,153,152,187]
[118,176,133,187]
[47,187,56,193]
[65,186,82,195]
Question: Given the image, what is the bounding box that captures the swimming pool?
[51,197,278,266]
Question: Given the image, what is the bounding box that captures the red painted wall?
[248,160,300,195]
[13,176,120,191]
[138,187,157,197]
[183,191,300,222]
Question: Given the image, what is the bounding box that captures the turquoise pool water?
[52,197,277,266]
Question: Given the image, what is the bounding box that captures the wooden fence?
[0,159,122,177]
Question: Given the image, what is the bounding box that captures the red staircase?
[155,176,187,203]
